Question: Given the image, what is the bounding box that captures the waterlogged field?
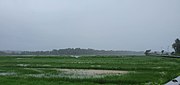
[0,56,179,85]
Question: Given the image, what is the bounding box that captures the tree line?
[0,48,143,56]
[145,38,180,56]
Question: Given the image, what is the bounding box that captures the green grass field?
[0,56,179,85]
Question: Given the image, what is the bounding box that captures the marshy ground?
[0,56,179,85]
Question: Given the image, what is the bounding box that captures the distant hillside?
[0,48,144,56]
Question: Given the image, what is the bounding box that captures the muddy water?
[0,68,128,78]
[55,69,128,78]
[26,68,128,78]
[57,69,128,75]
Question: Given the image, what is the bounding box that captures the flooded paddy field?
[0,56,180,85]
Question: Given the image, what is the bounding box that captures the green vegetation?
[172,38,180,55]
[0,56,179,85]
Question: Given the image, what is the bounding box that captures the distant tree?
[171,52,175,55]
[0,51,6,55]
[172,38,180,55]
[165,52,169,55]
[145,49,151,55]
[52,49,58,55]
[153,51,159,55]
[161,50,164,55]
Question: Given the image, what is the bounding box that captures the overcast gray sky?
[0,0,180,51]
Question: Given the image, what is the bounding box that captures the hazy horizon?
[0,0,180,51]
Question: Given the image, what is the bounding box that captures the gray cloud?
[0,0,180,51]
